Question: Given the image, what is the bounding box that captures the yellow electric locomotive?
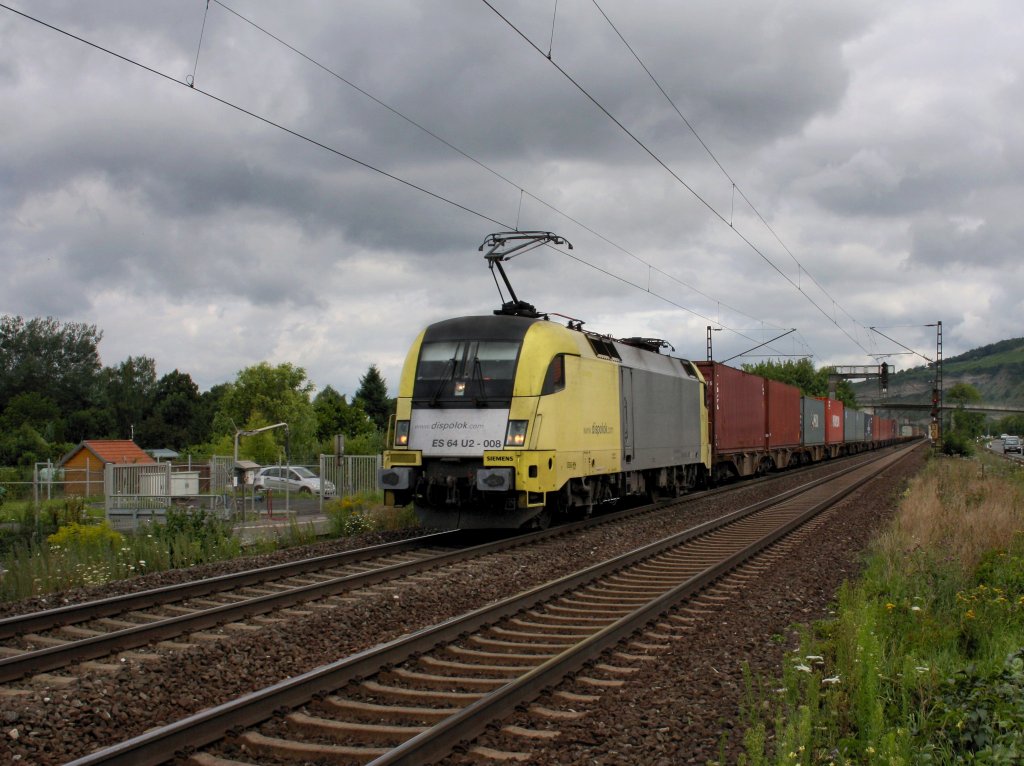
[379,310,711,529]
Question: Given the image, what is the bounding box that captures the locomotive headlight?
[505,420,528,447]
[395,420,410,447]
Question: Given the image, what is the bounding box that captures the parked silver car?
[253,466,336,496]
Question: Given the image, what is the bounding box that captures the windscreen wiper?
[472,357,489,406]
[429,357,457,406]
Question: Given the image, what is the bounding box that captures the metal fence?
[319,454,382,504]
[104,460,227,530]
[1,455,382,532]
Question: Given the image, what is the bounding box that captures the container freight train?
[378,313,902,530]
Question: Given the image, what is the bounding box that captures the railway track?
[0,449,892,690]
[62,443,916,766]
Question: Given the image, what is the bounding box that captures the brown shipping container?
[820,397,845,444]
[695,362,767,452]
[767,379,802,448]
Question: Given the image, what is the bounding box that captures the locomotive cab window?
[541,354,568,395]
[414,339,520,404]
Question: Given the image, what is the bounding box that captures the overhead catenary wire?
[210,0,788,339]
[0,1,787,355]
[590,0,873,351]
[187,0,211,88]
[482,0,872,359]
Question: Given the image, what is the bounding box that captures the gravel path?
[0,447,925,764]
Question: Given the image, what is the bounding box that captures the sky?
[2,0,1021,399]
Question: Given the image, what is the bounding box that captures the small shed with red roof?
[59,440,155,496]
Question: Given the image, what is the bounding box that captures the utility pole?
[706,326,721,362]
[233,422,289,519]
[932,321,943,450]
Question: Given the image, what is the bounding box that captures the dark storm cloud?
[909,215,1024,271]
[1,0,1021,394]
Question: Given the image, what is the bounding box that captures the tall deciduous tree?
[0,315,103,413]
[313,385,375,442]
[947,382,987,440]
[213,362,318,462]
[741,358,857,406]
[136,370,205,450]
[101,356,158,441]
[354,365,393,432]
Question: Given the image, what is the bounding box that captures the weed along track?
[43,444,919,766]
[0,533,471,686]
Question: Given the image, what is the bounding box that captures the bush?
[944,431,974,456]
[138,508,240,569]
[47,521,123,552]
[920,650,1024,761]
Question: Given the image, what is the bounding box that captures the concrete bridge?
[859,401,1024,415]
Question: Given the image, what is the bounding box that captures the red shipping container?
[767,379,801,448]
[881,418,895,440]
[819,397,844,444]
[696,362,766,452]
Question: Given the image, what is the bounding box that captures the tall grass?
[324,492,418,537]
[0,494,422,602]
[0,508,241,601]
[738,453,1024,764]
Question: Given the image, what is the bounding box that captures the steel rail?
[0,531,464,639]
[1,444,889,642]
[1,451,888,681]
[371,445,915,765]
[62,443,917,766]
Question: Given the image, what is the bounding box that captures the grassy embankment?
[0,492,416,601]
[737,452,1024,764]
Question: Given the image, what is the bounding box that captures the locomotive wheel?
[528,507,552,530]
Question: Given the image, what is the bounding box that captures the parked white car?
[253,466,336,496]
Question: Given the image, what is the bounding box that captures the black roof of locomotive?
[422,315,544,343]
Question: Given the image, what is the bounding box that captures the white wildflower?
[822,675,841,685]
[794,663,812,673]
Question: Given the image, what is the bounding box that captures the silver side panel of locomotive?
[614,344,704,470]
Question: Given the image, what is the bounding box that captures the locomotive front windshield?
[414,339,520,405]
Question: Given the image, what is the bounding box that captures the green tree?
[0,315,103,413]
[947,382,987,440]
[353,365,393,432]
[0,423,56,467]
[741,358,857,406]
[100,356,158,441]
[1,392,64,443]
[313,385,375,442]
[996,414,1024,436]
[212,362,317,462]
[137,370,204,450]
[65,407,117,443]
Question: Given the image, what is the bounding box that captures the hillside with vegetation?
[853,336,1024,435]
[870,337,1024,403]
